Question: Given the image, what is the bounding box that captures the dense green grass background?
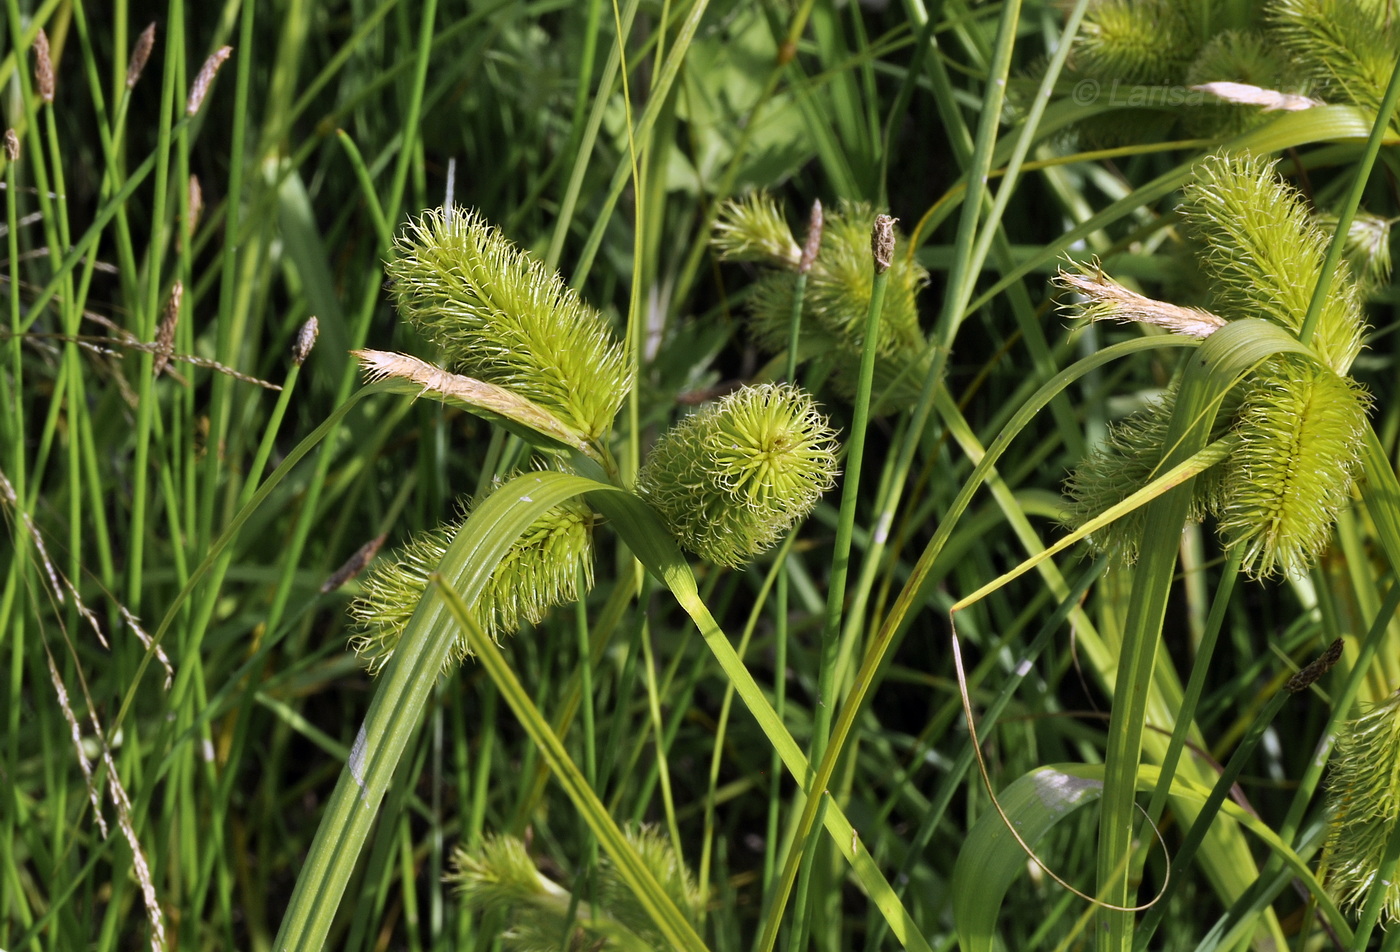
[4,1,1400,950]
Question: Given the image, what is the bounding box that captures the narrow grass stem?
[1141,544,1244,832]
[1134,661,1289,947]
[1298,58,1400,347]
[812,220,892,761]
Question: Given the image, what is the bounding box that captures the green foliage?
[6,2,1400,950]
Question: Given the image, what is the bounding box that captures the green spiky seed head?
[349,484,595,673]
[1061,155,1372,577]
[1271,0,1400,118]
[1216,355,1370,578]
[1324,690,1400,923]
[712,196,929,411]
[387,207,629,442]
[1315,209,1394,297]
[1062,383,1232,561]
[1182,31,1297,138]
[638,384,839,568]
[1075,0,1195,84]
[447,826,703,951]
[1181,152,1365,373]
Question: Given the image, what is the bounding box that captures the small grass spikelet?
[387,207,629,442]
[1316,208,1394,297]
[711,193,802,268]
[1323,690,1400,923]
[1216,355,1369,578]
[349,483,595,673]
[638,384,839,568]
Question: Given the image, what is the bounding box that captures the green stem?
[1298,58,1400,348]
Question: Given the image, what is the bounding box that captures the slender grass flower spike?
[1059,152,1371,578]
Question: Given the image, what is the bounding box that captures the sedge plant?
[273,206,842,950]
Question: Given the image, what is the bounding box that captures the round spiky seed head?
[1324,689,1400,923]
[638,384,839,567]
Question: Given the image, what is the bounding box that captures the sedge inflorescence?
[1061,152,1371,578]
[638,384,840,568]
[350,208,843,674]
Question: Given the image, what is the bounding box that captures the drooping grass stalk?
[866,560,1106,949]
[1133,636,1311,946]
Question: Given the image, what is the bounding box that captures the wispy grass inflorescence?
[1060,153,1371,578]
[638,383,839,568]
[388,207,629,443]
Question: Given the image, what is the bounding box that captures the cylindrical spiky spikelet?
[1180,152,1365,373]
[1270,0,1400,118]
[1324,690,1400,923]
[1061,383,1233,561]
[387,207,629,442]
[1182,30,1297,139]
[349,484,595,673]
[1215,355,1370,578]
[1075,0,1195,84]
[638,384,839,568]
[1315,209,1394,298]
